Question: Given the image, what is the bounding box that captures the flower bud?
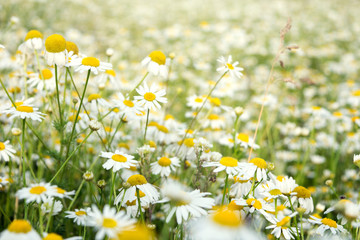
[89,120,101,131]
[83,171,94,181]
[11,128,22,136]
[97,179,106,189]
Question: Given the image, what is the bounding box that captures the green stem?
[136,188,144,223]
[128,72,149,98]
[221,174,229,205]
[288,196,300,240]
[65,70,91,159]
[21,119,26,186]
[0,78,16,107]
[38,207,44,237]
[143,109,150,143]
[54,64,63,125]
[109,171,116,205]
[50,130,93,183]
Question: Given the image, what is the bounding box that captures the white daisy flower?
[235,196,274,222]
[115,190,150,217]
[134,83,167,111]
[203,156,241,176]
[186,95,209,110]
[42,232,82,240]
[44,34,67,67]
[100,151,137,172]
[40,197,63,216]
[27,69,56,92]
[53,186,75,199]
[0,140,16,162]
[0,176,10,187]
[116,174,159,205]
[150,156,180,177]
[237,158,269,181]
[0,220,41,240]
[3,104,46,122]
[87,204,135,240]
[235,132,260,150]
[65,208,91,226]
[70,56,112,75]
[112,92,143,118]
[266,214,297,240]
[290,186,314,214]
[24,30,43,50]
[308,215,347,236]
[16,182,58,204]
[159,181,215,224]
[141,50,169,78]
[216,55,244,79]
[229,176,252,198]
[270,174,298,196]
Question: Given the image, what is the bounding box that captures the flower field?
[0,0,360,239]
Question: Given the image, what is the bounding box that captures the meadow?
[0,0,360,239]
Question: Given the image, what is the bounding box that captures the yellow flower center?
[276,216,291,228]
[25,30,43,41]
[65,41,79,55]
[228,138,235,143]
[56,187,66,194]
[45,34,66,53]
[219,157,238,167]
[117,225,154,240]
[102,218,117,228]
[88,93,101,102]
[7,220,32,233]
[352,90,360,96]
[144,92,156,101]
[194,97,203,103]
[277,205,286,211]
[75,210,86,216]
[277,176,285,182]
[40,69,53,80]
[226,63,234,70]
[269,189,282,196]
[293,186,311,198]
[212,209,242,227]
[234,176,249,183]
[157,125,169,133]
[311,106,321,111]
[321,218,337,228]
[111,154,127,162]
[68,115,81,122]
[210,97,221,106]
[136,190,146,198]
[246,198,262,209]
[0,142,5,151]
[228,200,244,211]
[17,106,34,113]
[105,69,116,76]
[158,157,172,167]
[175,200,189,206]
[123,100,134,107]
[43,233,63,240]
[237,133,249,143]
[208,114,220,120]
[29,186,47,195]
[15,101,23,107]
[148,51,166,65]
[183,138,194,147]
[249,158,267,169]
[81,57,100,67]
[127,174,147,186]
[165,114,174,120]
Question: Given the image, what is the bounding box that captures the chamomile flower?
[266,214,297,240]
[0,140,16,162]
[229,176,252,198]
[203,156,241,176]
[308,215,347,236]
[27,69,56,91]
[87,205,136,240]
[117,174,159,205]
[24,30,43,50]
[16,182,57,204]
[70,56,112,75]
[150,156,180,177]
[115,224,155,240]
[159,181,215,224]
[100,151,137,172]
[65,208,91,226]
[216,55,243,79]
[44,34,67,67]
[141,50,169,77]
[134,83,167,111]
[235,196,274,221]
[40,197,63,216]
[290,186,314,214]
[237,157,269,181]
[3,103,46,122]
[0,219,41,240]
[112,92,143,118]
[53,187,75,199]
